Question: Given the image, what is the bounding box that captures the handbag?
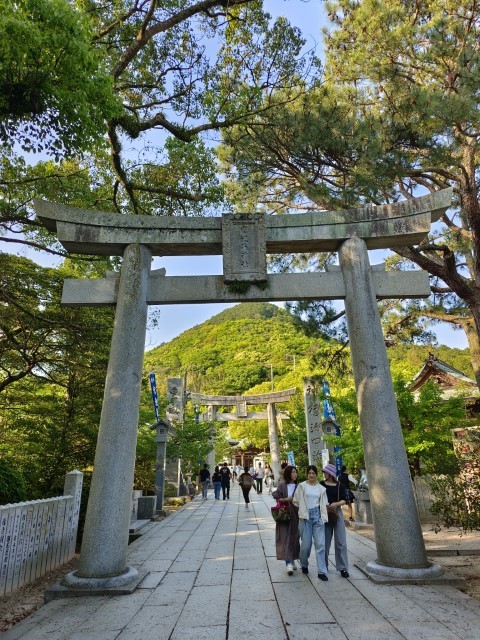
[271,502,291,522]
[327,507,339,525]
[271,484,296,522]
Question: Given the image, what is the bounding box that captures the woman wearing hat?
[292,464,329,581]
[321,463,350,578]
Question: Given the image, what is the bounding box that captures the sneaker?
[292,562,298,571]
[301,566,309,575]
[318,573,328,581]
[340,570,350,578]
[286,563,294,575]
[245,505,249,511]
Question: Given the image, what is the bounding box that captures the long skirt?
[275,505,300,561]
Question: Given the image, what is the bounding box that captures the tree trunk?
[464,316,480,389]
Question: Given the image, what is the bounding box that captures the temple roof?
[410,353,477,399]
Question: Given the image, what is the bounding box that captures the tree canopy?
[0,0,121,157]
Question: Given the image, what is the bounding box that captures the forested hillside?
[144,303,315,396]
[144,302,474,398]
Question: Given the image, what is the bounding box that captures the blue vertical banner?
[287,451,295,467]
[149,373,160,423]
[194,405,199,424]
[322,379,331,398]
[323,399,336,420]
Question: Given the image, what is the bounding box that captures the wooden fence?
[0,470,83,596]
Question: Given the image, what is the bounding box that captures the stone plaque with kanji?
[222,213,267,283]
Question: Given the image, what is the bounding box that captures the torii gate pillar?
[267,402,281,481]
[62,244,151,593]
[339,236,442,581]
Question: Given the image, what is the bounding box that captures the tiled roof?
[410,353,477,395]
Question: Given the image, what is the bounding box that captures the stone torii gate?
[190,388,297,481]
[34,188,452,594]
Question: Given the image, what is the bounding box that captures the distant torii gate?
[34,188,452,594]
[190,388,297,481]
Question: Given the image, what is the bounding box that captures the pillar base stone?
[356,560,464,586]
[45,566,144,602]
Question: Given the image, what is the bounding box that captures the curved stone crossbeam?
[34,188,452,256]
[189,388,297,405]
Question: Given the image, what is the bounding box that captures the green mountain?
[144,302,474,397]
[144,303,315,396]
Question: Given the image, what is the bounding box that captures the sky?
[8,0,469,353]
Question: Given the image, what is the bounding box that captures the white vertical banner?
[303,377,325,466]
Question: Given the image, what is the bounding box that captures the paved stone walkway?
[5,484,480,640]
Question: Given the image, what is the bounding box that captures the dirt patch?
[0,555,80,632]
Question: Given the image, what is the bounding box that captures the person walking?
[212,465,222,500]
[321,463,350,578]
[272,465,300,575]
[293,464,329,581]
[220,462,232,500]
[199,463,210,500]
[255,462,265,493]
[339,465,357,522]
[238,466,256,511]
[265,463,274,494]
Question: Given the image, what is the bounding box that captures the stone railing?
[0,470,83,596]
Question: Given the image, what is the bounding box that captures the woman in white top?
[293,464,329,581]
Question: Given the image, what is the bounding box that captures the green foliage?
[427,426,480,531]
[1,0,313,232]
[396,380,469,476]
[134,424,157,492]
[332,376,474,477]
[166,409,216,477]
[428,475,480,532]
[0,0,121,157]
[0,254,114,498]
[208,302,287,324]
[221,0,480,384]
[145,303,314,395]
[0,458,28,505]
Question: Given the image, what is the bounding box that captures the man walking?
[255,462,265,494]
[199,463,210,500]
[220,462,232,500]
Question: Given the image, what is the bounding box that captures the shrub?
[427,475,480,532]
[0,458,28,505]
